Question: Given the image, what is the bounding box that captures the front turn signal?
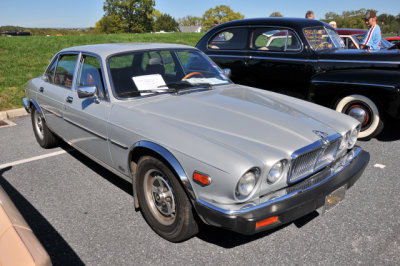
[193,172,211,186]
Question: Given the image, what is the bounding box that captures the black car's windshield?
[304,27,345,51]
[108,49,230,98]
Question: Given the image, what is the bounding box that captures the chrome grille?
[288,135,340,183]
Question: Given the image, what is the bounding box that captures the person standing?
[329,21,337,28]
[305,11,314,19]
[360,10,381,50]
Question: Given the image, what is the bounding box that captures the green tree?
[154,14,180,32]
[202,5,244,31]
[96,0,155,33]
[269,12,283,17]
[178,16,202,26]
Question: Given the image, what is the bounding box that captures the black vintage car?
[196,18,400,139]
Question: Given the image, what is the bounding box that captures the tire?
[136,156,199,242]
[31,107,58,148]
[335,94,384,140]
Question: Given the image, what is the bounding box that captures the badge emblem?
[313,130,330,145]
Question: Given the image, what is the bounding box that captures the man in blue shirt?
[360,10,381,50]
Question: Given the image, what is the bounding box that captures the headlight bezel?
[235,168,261,199]
[267,159,289,184]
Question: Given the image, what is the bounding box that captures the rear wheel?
[31,107,58,148]
[136,156,199,242]
[335,94,384,140]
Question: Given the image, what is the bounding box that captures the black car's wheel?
[136,156,199,242]
[335,94,384,140]
[31,107,58,148]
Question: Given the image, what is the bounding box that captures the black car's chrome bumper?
[195,147,370,235]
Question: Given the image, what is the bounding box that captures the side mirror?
[223,68,232,78]
[77,85,97,99]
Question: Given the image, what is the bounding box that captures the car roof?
[336,28,367,35]
[60,43,195,57]
[211,17,329,30]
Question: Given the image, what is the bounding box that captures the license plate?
[321,185,346,215]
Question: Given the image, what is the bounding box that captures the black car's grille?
[288,138,340,183]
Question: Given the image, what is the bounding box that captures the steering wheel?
[316,42,330,49]
[182,72,205,80]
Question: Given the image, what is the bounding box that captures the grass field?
[0,32,203,111]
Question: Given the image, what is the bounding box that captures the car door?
[246,27,315,99]
[36,53,79,138]
[204,27,250,85]
[63,53,112,166]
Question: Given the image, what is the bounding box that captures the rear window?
[208,28,248,50]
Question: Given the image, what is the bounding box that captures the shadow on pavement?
[196,211,319,248]
[376,117,400,142]
[0,166,84,266]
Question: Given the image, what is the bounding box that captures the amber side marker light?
[193,172,211,186]
[255,216,279,229]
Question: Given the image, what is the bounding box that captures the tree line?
[2,1,399,36]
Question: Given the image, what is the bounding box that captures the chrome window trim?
[197,147,361,215]
[209,54,318,63]
[313,80,396,89]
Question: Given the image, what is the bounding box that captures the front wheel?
[136,156,199,242]
[335,94,384,140]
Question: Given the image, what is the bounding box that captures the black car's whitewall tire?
[136,156,199,242]
[335,94,384,140]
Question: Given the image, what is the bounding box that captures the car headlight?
[347,125,360,149]
[267,160,288,184]
[236,168,260,198]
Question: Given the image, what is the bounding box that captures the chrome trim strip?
[197,147,361,216]
[209,54,318,63]
[40,106,62,118]
[29,99,43,115]
[312,80,396,89]
[317,59,400,65]
[64,117,107,141]
[132,141,196,201]
[109,139,129,150]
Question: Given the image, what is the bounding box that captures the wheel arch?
[29,99,44,115]
[128,141,196,209]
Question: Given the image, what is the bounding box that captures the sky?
[0,0,398,28]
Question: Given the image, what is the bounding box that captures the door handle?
[66,96,73,103]
[39,87,44,93]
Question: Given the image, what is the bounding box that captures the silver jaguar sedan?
[23,43,369,242]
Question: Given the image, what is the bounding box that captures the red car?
[337,28,393,49]
[385,36,400,44]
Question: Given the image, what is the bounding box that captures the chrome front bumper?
[194,147,369,235]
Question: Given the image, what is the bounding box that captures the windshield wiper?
[158,81,212,94]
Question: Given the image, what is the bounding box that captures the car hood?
[113,84,356,172]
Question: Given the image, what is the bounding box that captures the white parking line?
[0,150,68,170]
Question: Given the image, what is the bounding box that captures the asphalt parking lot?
[1,115,399,265]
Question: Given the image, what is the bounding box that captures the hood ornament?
[313,130,330,145]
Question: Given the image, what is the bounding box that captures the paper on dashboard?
[132,74,167,93]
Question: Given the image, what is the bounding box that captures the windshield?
[304,27,345,51]
[108,49,230,98]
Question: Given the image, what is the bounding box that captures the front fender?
[129,141,196,208]
[310,70,400,117]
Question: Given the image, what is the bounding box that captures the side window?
[55,54,78,89]
[208,28,248,50]
[252,28,301,51]
[44,57,58,83]
[76,55,106,99]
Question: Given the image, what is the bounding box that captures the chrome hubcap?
[348,106,367,124]
[34,111,44,140]
[144,169,176,225]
